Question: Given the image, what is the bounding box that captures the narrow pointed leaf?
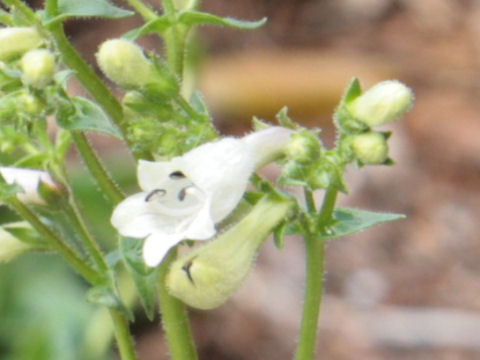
[179,11,267,29]
[56,97,122,138]
[319,207,405,239]
[46,0,133,24]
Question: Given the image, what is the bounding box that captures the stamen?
[145,188,166,202]
[182,258,195,284]
[169,171,186,179]
[178,187,187,201]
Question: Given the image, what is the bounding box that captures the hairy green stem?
[7,197,102,284]
[161,0,186,77]
[109,309,139,360]
[71,132,125,205]
[125,0,157,21]
[295,187,337,360]
[47,22,151,160]
[295,231,325,360]
[158,250,199,360]
[63,200,109,272]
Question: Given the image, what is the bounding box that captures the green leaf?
[319,207,405,239]
[0,182,22,200]
[122,16,172,40]
[56,97,122,138]
[45,0,133,24]
[119,237,157,320]
[3,221,44,246]
[178,11,267,29]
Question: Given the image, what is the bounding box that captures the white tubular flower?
[111,127,292,267]
[0,167,57,204]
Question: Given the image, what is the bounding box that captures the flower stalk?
[158,249,199,360]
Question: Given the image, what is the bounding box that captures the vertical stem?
[63,201,109,273]
[158,250,199,360]
[71,132,125,205]
[125,0,157,21]
[47,22,152,160]
[161,0,186,78]
[295,187,337,360]
[295,233,325,360]
[109,309,139,360]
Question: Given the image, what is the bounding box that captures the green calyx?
[166,194,294,310]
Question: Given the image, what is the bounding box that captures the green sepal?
[252,116,271,131]
[273,220,288,249]
[342,77,362,104]
[178,11,267,29]
[190,91,211,118]
[44,0,133,26]
[279,151,347,193]
[119,236,157,321]
[86,285,133,320]
[275,107,297,129]
[318,207,405,239]
[56,97,122,138]
[333,77,369,134]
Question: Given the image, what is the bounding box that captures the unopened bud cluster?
[343,80,413,166]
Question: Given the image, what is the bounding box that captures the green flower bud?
[347,80,414,127]
[96,39,158,88]
[285,129,322,163]
[18,92,44,115]
[21,49,55,88]
[351,132,388,165]
[0,27,43,60]
[166,194,294,310]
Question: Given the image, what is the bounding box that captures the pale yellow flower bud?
[96,39,157,88]
[0,27,43,60]
[21,49,55,88]
[351,132,388,165]
[347,80,414,127]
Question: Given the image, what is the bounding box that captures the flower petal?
[137,160,176,191]
[111,192,178,237]
[184,200,216,240]
[142,232,184,267]
[173,138,254,222]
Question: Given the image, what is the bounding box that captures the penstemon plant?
[0,0,414,359]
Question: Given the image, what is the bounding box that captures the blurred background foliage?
[1,0,480,359]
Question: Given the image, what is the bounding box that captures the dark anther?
[169,171,186,179]
[145,188,166,202]
[182,258,195,284]
[178,187,187,201]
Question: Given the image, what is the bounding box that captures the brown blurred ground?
[40,0,480,359]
